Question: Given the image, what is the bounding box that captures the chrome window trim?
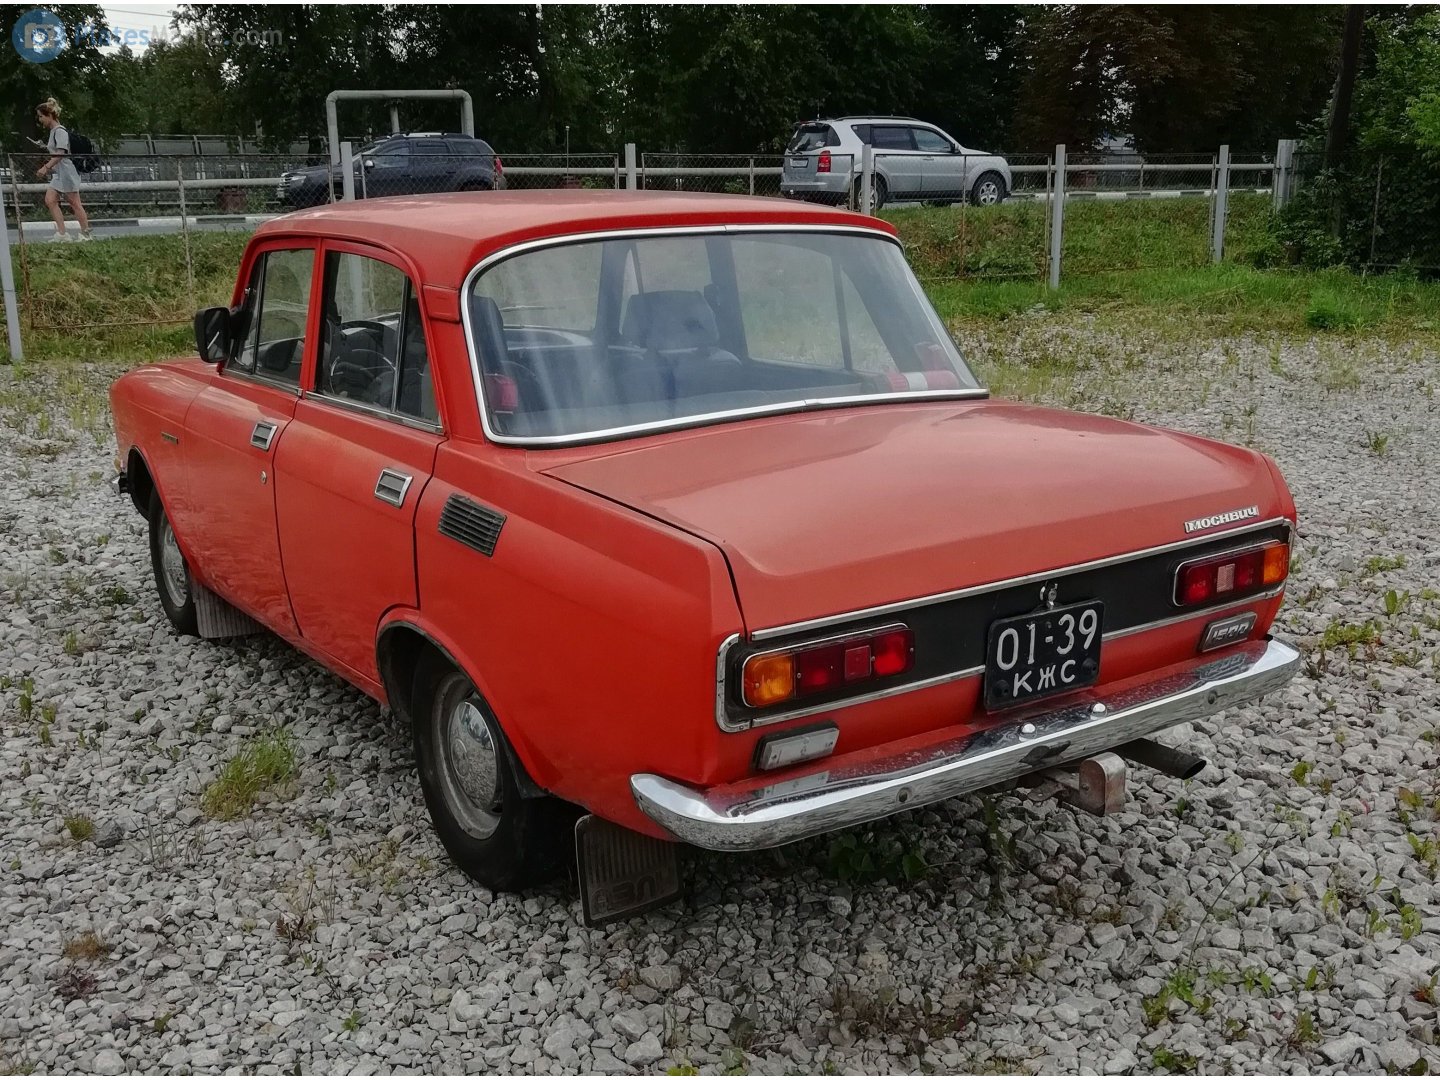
[303,388,445,435]
[715,517,1293,732]
[221,364,302,397]
[459,224,989,449]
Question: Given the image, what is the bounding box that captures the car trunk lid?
[540,400,1282,632]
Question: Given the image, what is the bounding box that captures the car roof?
[254,190,895,289]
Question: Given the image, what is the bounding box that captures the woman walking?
[34,99,92,242]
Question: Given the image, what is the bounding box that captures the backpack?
[68,131,99,173]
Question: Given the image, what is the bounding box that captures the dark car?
[276,132,503,209]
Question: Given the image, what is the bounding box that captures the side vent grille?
[438,495,505,557]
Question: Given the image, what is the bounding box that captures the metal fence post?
[176,162,195,304]
[860,146,874,216]
[1048,144,1066,289]
[625,144,637,190]
[1211,143,1230,263]
[0,179,22,362]
[340,141,355,201]
[748,157,755,196]
[614,155,621,190]
[1273,138,1296,211]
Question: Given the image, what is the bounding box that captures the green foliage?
[63,813,94,841]
[824,829,929,885]
[201,728,298,820]
[1272,11,1440,271]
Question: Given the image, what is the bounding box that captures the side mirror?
[193,306,232,365]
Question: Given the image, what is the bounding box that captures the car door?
[272,242,443,684]
[912,126,963,200]
[179,243,318,636]
[361,141,411,198]
[869,125,924,198]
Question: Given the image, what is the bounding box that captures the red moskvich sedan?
[111,191,1300,922]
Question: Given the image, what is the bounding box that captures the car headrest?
[621,290,718,351]
[468,294,509,370]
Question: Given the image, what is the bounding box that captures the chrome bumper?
[632,637,1300,851]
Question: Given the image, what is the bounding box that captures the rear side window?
[233,248,314,384]
[787,124,838,153]
[317,252,437,422]
[871,127,916,151]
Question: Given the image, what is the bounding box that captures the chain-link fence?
[640,154,792,199]
[1286,150,1440,273]
[0,139,1294,356]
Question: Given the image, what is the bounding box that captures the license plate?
[789,157,809,168]
[985,600,1104,710]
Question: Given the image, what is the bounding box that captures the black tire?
[411,654,574,891]
[853,175,889,213]
[147,490,198,636]
[969,170,1007,207]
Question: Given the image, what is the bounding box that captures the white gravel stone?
[3,331,1440,1075]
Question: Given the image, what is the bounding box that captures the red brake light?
[817,150,832,173]
[1175,542,1288,608]
[494,156,504,176]
[741,625,915,708]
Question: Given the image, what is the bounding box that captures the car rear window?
[467,231,982,443]
[787,124,838,153]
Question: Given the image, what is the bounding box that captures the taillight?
[741,626,914,708]
[817,150,831,173]
[494,156,504,176]
[1174,542,1288,608]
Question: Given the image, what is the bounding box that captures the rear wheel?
[970,171,1006,207]
[147,490,197,636]
[412,656,573,891]
[852,175,888,213]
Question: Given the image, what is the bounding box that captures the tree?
[0,4,113,146]
[1012,6,1343,152]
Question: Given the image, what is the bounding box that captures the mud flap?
[193,579,264,639]
[575,815,682,926]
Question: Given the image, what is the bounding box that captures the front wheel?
[412,657,573,891]
[970,171,1007,207]
[148,490,198,636]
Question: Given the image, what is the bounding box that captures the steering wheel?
[330,347,393,398]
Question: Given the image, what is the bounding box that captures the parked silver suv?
[781,117,1012,211]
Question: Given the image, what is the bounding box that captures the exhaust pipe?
[1116,738,1207,781]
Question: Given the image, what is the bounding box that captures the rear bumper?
[632,637,1299,851]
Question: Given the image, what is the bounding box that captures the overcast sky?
[99,4,178,51]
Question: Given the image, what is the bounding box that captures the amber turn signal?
[743,653,796,708]
[740,625,915,709]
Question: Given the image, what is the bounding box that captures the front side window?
[233,247,313,384]
[467,231,981,442]
[913,128,953,153]
[317,251,437,422]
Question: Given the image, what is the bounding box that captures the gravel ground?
[2,322,1439,1075]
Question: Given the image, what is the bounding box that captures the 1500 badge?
[1184,505,1259,534]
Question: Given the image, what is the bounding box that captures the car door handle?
[374,468,414,508]
[250,421,277,451]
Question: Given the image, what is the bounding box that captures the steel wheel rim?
[436,687,502,839]
[977,180,1000,205]
[158,516,188,608]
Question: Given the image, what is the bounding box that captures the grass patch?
[61,931,110,961]
[201,728,299,820]
[1,231,248,364]
[63,814,94,842]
